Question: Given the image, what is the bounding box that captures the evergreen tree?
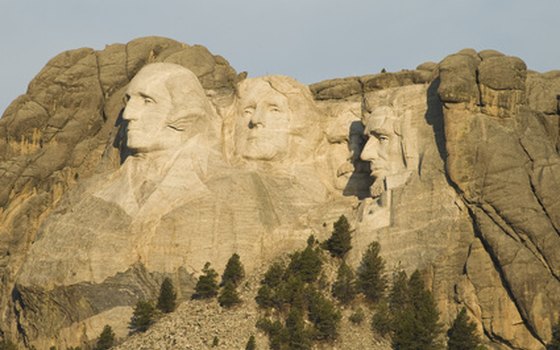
[256,261,286,309]
[331,261,356,304]
[356,241,387,303]
[94,325,115,350]
[287,243,322,283]
[392,270,443,350]
[218,281,242,308]
[307,289,341,341]
[324,215,352,258]
[129,300,155,333]
[447,308,480,350]
[371,299,392,337]
[222,253,245,287]
[192,262,219,299]
[156,277,177,313]
[389,270,409,312]
[245,335,256,350]
[0,340,18,350]
[549,316,560,350]
[286,307,312,350]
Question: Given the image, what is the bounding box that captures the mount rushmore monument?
[0,37,558,349]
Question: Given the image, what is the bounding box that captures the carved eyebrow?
[138,92,156,102]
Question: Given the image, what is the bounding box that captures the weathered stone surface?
[0,42,558,350]
[438,49,560,348]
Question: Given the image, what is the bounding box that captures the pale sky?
[1,0,559,114]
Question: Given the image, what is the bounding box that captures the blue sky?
[1,0,558,114]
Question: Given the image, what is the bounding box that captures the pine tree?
[286,307,312,350]
[324,215,352,258]
[222,253,245,287]
[371,299,392,337]
[287,242,322,283]
[94,325,115,350]
[331,261,356,304]
[389,270,409,312]
[256,261,285,309]
[156,277,177,313]
[245,335,256,350]
[129,300,155,333]
[0,340,18,350]
[218,281,242,308]
[356,241,387,303]
[192,262,219,299]
[307,289,341,341]
[447,308,480,350]
[392,270,443,350]
[549,316,560,350]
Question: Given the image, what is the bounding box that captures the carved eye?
[378,135,389,143]
[123,94,131,105]
[269,105,281,113]
[143,96,155,104]
[243,107,255,117]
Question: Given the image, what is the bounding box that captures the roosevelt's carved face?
[360,106,405,180]
[234,79,291,161]
[122,63,213,155]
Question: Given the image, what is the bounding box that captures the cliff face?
[0,38,558,349]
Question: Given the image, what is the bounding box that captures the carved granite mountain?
[0,38,558,350]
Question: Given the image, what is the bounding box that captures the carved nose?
[360,139,378,161]
[249,108,264,127]
[122,104,137,121]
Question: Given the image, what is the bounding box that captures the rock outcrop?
[0,38,558,349]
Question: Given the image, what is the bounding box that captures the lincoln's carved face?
[235,79,291,161]
[122,63,213,154]
[360,106,406,180]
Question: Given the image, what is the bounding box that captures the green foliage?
[331,261,356,304]
[157,277,177,313]
[286,307,312,350]
[549,316,560,350]
[94,324,115,350]
[129,300,155,333]
[222,253,245,287]
[218,281,242,308]
[0,340,18,350]
[256,318,288,350]
[371,299,392,337]
[447,308,481,350]
[392,270,443,350]
[245,335,256,350]
[324,215,352,258]
[256,261,286,309]
[192,262,219,299]
[349,307,365,325]
[389,270,409,312]
[287,242,322,283]
[356,241,387,303]
[212,336,219,347]
[307,289,341,341]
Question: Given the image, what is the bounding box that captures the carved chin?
[242,141,283,161]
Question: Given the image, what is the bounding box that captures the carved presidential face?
[122,63,213,154]
[235,79,291,161]
[360,106,405,180]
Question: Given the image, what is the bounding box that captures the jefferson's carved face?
[360,106,405,180]
[235,80,291,161]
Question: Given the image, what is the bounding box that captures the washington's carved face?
[123,72,180,154]
[360,106,405,180]
[235,80,291,161]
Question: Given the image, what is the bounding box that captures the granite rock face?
[0,40,558,350]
